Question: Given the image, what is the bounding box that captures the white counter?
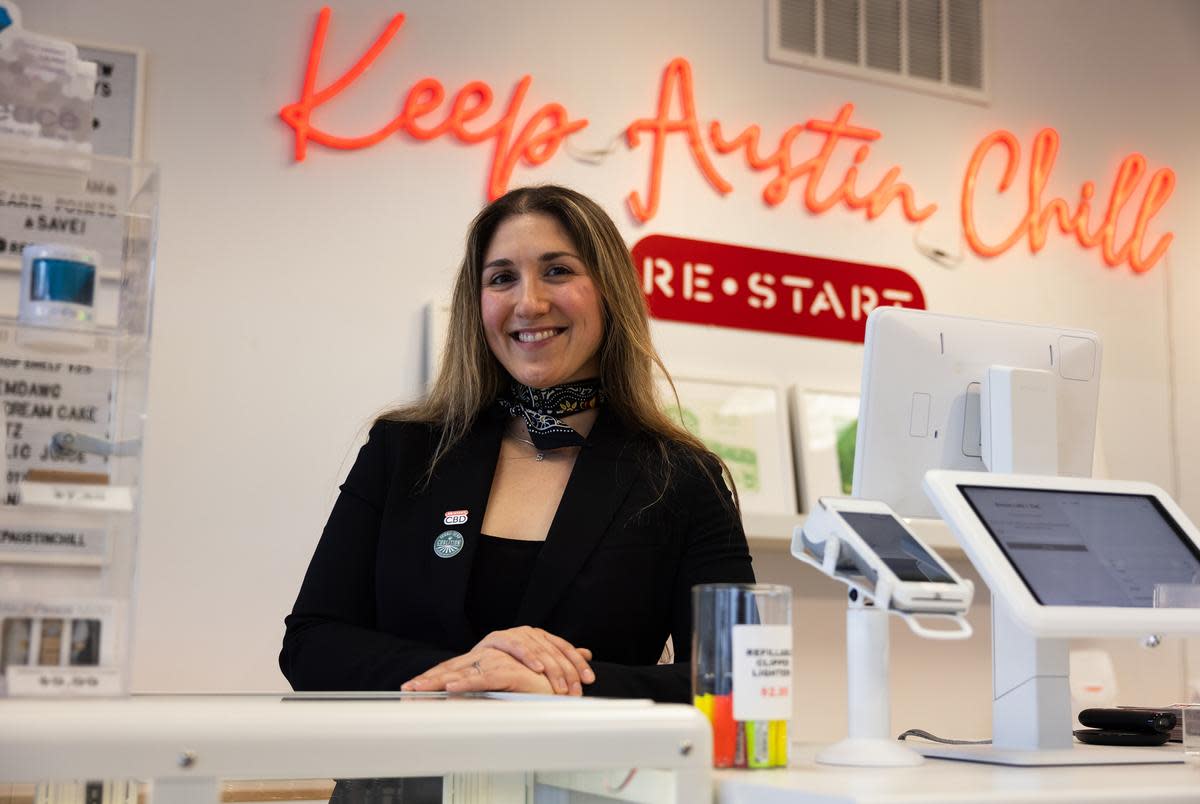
[716,744,1200,803]
[0,693,711,804]
[6,697,1199,804]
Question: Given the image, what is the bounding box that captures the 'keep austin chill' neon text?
[279,8,1175,274]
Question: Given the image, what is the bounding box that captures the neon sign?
[279,8,1176,274]
[626,59,935,225]
[962,128,1174,273]
[279,8,587,199]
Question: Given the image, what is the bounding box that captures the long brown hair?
[384,185,736,505]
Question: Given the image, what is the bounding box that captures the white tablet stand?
[983,366,1074,753]
[924,366,1182,766]
[792,525,972,767]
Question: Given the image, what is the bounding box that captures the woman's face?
[480,212,604,389]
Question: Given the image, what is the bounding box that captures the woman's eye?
[486,272,515,285]
[546,264,573,276]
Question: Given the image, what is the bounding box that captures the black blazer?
[279,408,755,703]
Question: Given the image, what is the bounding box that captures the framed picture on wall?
[74,41,146,160]
[792,388,860,514]
[660,377,797,515]
[0,597,121,696]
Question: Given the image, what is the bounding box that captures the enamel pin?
[444,509,468,526]
[433,530,465,558]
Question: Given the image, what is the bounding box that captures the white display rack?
[0,145,158,698]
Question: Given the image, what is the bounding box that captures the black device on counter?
[1073,729,1171,747]
[1077,708,1177,734]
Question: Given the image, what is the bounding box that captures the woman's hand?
[401,647,557,695]
[473,626,594,695]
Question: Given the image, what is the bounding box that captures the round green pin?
[433,529,464,558]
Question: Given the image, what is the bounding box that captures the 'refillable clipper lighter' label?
[731,624,793,721]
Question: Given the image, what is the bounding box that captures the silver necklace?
[506,431,546,461]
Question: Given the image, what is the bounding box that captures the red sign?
[633,235,925,344]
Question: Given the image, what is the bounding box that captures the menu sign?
[0,356,113,503]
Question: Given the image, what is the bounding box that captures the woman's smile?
[512,327,566,344]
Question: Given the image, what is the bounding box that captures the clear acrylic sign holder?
[0,143,158,698]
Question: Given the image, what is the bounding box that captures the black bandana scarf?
[497,379,605,450]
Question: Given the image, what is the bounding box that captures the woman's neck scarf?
[497,379,605,450]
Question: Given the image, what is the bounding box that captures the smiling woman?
[279,185,755,706]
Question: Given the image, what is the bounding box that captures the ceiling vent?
[767,0,988,104]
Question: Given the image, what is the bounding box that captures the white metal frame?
[791,387,859,515]
[661,375,798,516]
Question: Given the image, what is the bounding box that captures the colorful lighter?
[771,720,788,767]
[712,694,737,766]
[746,720,773,768]
[693,692,714,721]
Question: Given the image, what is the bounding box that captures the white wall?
[21,0,1200,740]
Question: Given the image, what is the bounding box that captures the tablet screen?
[838,511,957,583]
[959,486,1200,606]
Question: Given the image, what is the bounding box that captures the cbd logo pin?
[433,530,464,558]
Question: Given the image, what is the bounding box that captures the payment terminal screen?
[959,486,1200,606]
[839,512,957,583]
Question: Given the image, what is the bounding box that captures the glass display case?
[0,146,157,698]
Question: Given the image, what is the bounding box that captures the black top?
[466,534,543,638]
[279,409,755,703]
